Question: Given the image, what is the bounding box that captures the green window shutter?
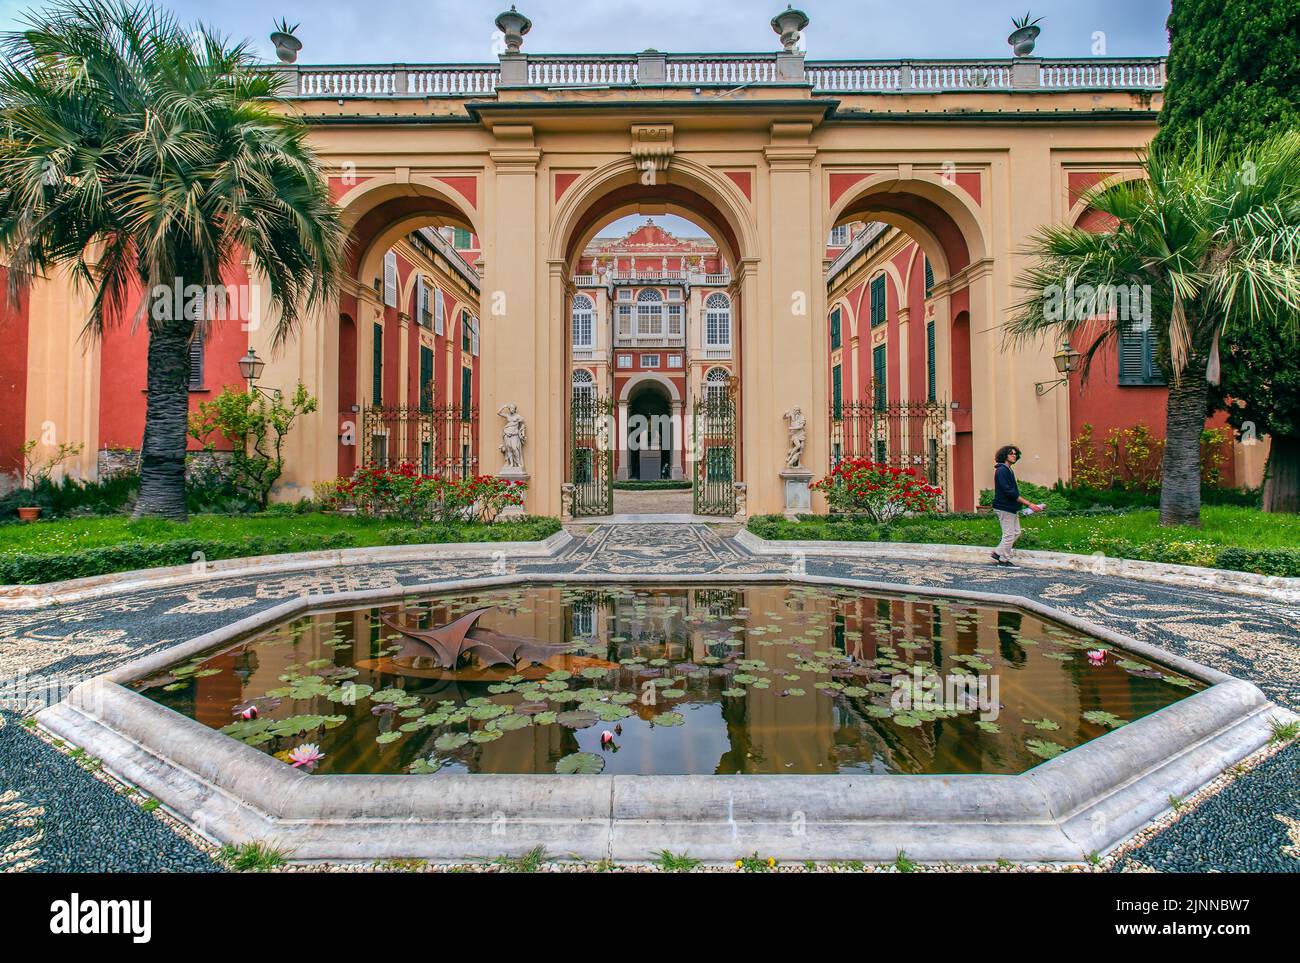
[830,307,841,351]
[372,323,383,405]
[924,257,934,298]
[926,319,936,402]
[461,365,472,415]
[453,227,472,249]
[832,364,842,419]
[461,310,471,352]
[1118,327,1164,386]
[871,275,887,327]
[419,345,434,411]
[873,343,887,411]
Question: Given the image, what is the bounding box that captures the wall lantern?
[1035,339,1081,396]
[239,347,281,401]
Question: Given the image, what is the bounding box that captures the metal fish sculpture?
[380,608,572,670]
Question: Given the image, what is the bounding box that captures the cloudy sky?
[0,0,1173,62]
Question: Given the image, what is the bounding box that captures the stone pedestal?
[779,468,813,520]
[497,469,530,519]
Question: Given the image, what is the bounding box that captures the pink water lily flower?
[1087,650,1107,665]
[288,743,324,768]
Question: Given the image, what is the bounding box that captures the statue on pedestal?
[783,406,806,470]
[498,404,526,472]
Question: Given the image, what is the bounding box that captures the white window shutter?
[416,275,427,325]
[434,288,445,335]
[471,317,480,357]
[383,251,397,308]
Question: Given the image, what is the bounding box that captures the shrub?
[188,384,317,510]
[336,465,526,524]
[811,459,944,523]
[0,472,138,520]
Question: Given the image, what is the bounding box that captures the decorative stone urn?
[770,5,809,52]
[1008,23,1041,57]
[270,28,302,64]
[495,5,532,53]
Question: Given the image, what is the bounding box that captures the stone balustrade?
[269,54,1165,98]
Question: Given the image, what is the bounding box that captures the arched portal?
[550,159,755,517]
[825,174,991,510]
[326,177,484,485]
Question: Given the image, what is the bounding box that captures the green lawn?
[748,507,1300,577]
[0,512,562,585]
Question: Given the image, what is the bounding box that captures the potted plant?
[270,19,302,64]
[15,489,41,522]
[1008,13,1042,57]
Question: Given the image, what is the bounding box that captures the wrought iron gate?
[361,401,478,477]
[828,396,949,509]
[693,387,737,516]
[570,393,613,516]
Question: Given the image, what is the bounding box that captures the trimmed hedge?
[612,480,693,491]
[0,516,562,585]
[746,513,1300,579]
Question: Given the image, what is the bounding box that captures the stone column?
[670,400,685,480]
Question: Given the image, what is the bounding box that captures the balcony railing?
[269,55,1165,98]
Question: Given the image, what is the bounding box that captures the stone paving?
[1,524,1296,872]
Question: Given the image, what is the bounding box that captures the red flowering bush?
[333,464,526,523]
[811,458,944,523]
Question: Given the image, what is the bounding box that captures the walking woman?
[991,445,1045,566]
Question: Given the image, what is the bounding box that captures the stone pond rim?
[35,572,1297,863]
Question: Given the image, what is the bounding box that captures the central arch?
[552,158,757,516]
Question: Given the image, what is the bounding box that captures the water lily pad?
[651,711,685,727]
[555,751,604,774]
[1026,739,1065,759]
[376,731,402,745]
[434,732,470,751]
[490,713,532,731]
[470,728,503,744]
[975,720,1001,733]
[556,709,599,729]
[1082,710,1126,728]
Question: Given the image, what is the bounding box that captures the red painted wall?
[0,268,30,477]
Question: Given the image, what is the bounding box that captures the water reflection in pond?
[137,583,1202,776]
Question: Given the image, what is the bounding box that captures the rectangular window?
[832,363,842,419]
[870,275,887,327]
[667,288,682,301]
[829,307,841,351]
[617,288,633,301]
[461,365,472,415]
[617,304,633,337]
[461,310,471,352]
[383,251,397,308]
[926,319,937,402]
[1118,326,1164,385]
[640,354,660,369]
[667,354,683,368]
[572,300,593,348]
[924,257,934,299]
[420,440,431,476]
[666,304,683,336]
[416,276,432,328]
[873,343,887,411]
[617,354,633,369]
[187,328,204,390]
[453,227,472,249]
[829,224,850,247]
[419,345,434,412]
[372,323,384,405]
[434,288,445,335]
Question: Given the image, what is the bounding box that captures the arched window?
[705,293,731,348]
[636,288,663,337]
[704,366,731,404]
[572,368,595,404]
[571,294,594,349]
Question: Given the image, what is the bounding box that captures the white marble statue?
[783,406,806,470]
[498,404,526,472]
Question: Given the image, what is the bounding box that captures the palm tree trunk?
[1262,435,1300,513]
[135,314,194,520]
[1158,360,1210,527]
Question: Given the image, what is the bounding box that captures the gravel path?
[1,523,1295,873]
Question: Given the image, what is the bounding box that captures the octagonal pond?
[135,582,1203,776]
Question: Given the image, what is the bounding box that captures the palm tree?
[0,0,344,519]
[1007,128,1300,527]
